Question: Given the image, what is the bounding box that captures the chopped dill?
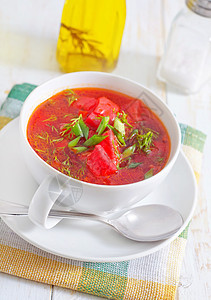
[63,113,74,119]
[43,115,57,122]
[45,124,58,133]
[64,89,79,106]
[50,137,64,144]
[35,149,45,153]
[136,131,153,154]
[141,126,159,138]
[128,162,142,169]
[157,157,164,163]
[117,111,133,128]
[62,167,71,176]
[62,158,70,166]
[112,140,121,159]
[37,135,47,140]
[57,146,66,152]
[60,115,82,137]
[36,132,50,144]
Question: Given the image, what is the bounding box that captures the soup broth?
[27,88,170,185]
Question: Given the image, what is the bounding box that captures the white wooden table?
[0,0,210,299]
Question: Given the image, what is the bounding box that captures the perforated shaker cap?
[186,0,211,17]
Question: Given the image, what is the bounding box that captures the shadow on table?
[0,29,60,73]
[114,51,197,98]
[114,51,165,93]
[0,29,185,99]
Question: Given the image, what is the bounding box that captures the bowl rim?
[20,71,181,190]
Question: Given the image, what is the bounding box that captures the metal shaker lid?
[186,0,211,17]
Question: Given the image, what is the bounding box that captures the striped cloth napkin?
[0,84,206,300]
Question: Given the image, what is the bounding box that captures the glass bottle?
[157,0,211,94]
[56,0,126,73]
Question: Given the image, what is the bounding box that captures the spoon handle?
[0,199,107,222]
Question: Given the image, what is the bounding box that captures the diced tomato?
[127,100,151,122]
[85,111,100,129]
[72,96,98,112]
[87,145,117,176]
[94,97,119,120]
[99,129,120,165]
[85,97,119,129]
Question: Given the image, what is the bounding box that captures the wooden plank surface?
[162,1,211,299]
[0,0,210,299]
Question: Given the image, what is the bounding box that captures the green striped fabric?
[180,123,206,153]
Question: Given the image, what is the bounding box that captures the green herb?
[137,131,153,153]
[62,158,70,166]
[112,140,121,159]
[50,137,64,144]
[96,115,104,120]
[157,157,164,163]
[117,111,133,128]
[114,117,125,136]
[144,168,153,179]
[122,144,136,159]
[79,118,89,139]
[128,162,142,169]
[83,135,107,147]
[73,146,87,153]
[45,124,59,133]
[72,122,83,137]
[97,116,110,135]
[141,126,159,138]
[60,166,71,176]
[57,146,66,152]
[60,123,73,137]
[64,89,79,106]
[51,126,58,133]
[61,115,88,138]
[36,132,50,143]
[116,132,126,146]
[107,125,126,146]
[35,149,45,153]
[68,136,81,148]
[43,115,57,122]
[129,129,139,139]
[70,115,81,126]
[37,134,47,140]
[63,113,74,119]
[117,157,131,170]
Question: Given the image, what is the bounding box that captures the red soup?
[27,88,171,185]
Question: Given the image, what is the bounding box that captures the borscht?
[27,88,170,185]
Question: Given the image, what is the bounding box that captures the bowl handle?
[28,175,81,229]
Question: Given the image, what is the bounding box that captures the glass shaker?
[157,0,211,94]
[56,0,126,73]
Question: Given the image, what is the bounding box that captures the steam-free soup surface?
[27,88,170,185]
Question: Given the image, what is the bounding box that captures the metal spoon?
[0,199,183,242]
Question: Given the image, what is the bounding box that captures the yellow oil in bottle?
[56,0,126,72]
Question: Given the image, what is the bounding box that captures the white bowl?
[19,72,181,224]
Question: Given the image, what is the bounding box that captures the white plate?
[0,118,197,262]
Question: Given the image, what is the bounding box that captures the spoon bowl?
[0,200,183,242]
[109,205,183,241]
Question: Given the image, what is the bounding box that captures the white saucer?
[0,118,197,262]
